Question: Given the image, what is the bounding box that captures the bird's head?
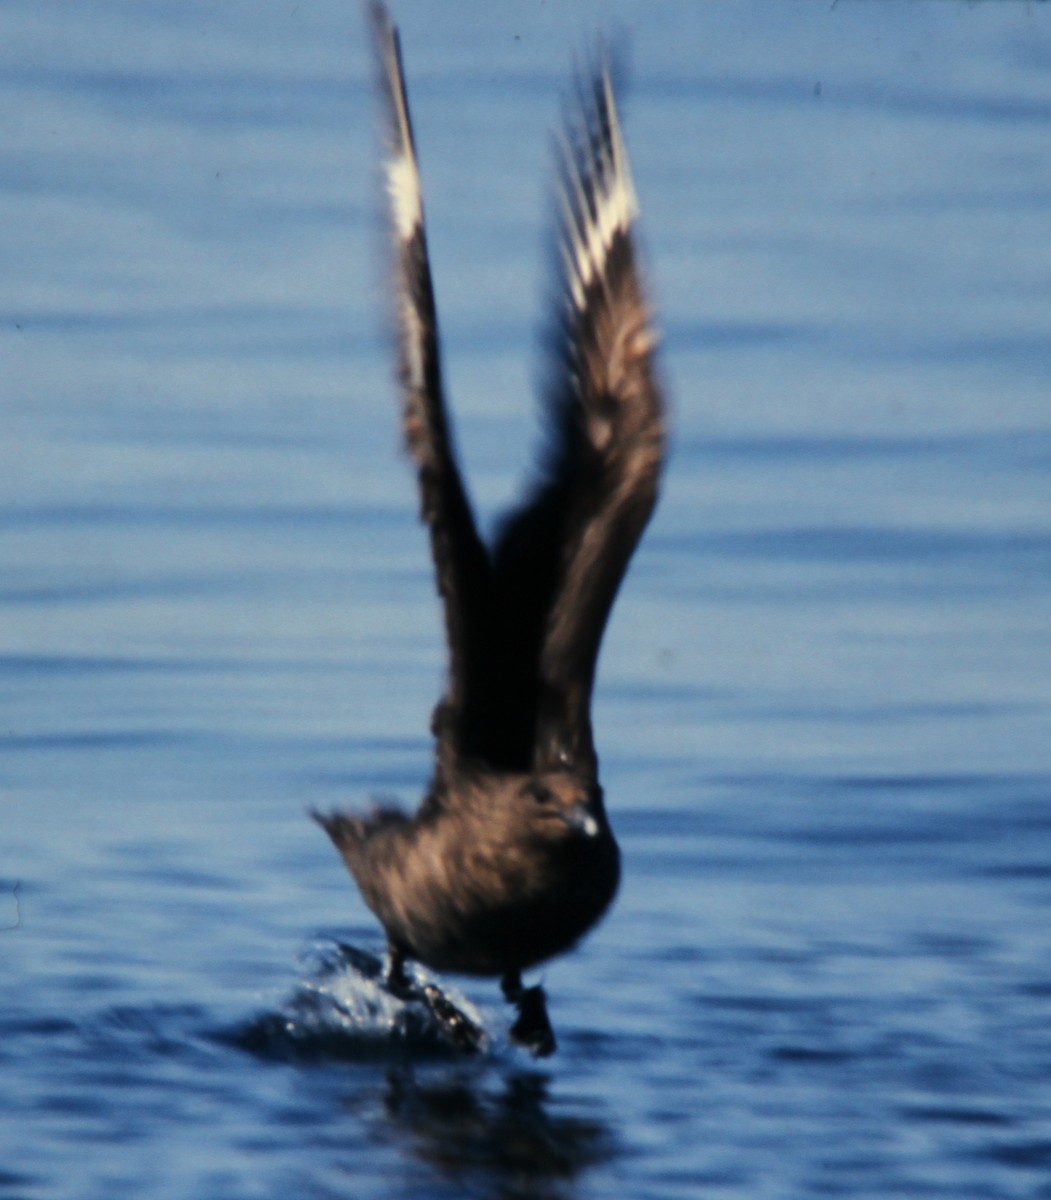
[519,771,605,840]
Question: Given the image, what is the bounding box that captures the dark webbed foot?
[384,945,486,1054]
[417,982,486,1054]
[502,971,557,1057]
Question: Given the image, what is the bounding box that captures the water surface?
[3,3,1051,1197]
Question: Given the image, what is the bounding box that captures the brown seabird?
[315,2,665,1057]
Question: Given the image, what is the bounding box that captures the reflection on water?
[382,1069,615,1200]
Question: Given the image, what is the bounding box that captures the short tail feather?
[312,806,410,851]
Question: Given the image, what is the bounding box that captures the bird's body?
[318,767,618,978]
[315,3,664,1055]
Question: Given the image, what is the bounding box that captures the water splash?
[234,941,493,1062]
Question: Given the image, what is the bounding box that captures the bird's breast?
[379,815,620,976]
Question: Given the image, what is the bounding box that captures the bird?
[314,2,665,1057]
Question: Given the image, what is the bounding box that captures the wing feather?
[369,3,493,780]
[493,63,665,774]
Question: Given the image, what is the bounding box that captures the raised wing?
[369,3,494,781]
[493,64,665,775]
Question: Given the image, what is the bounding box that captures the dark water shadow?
[376,1066,616,1200]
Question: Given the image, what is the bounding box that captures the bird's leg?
[384,943,413,999]
[501,970,557,1057]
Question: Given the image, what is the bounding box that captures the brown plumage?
[314,2,665,1056]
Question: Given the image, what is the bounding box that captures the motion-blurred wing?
[369,3,493,779]
[494,65,665,774]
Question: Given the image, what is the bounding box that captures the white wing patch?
[373,6,424,243]
[372,2,428,392]
[561,68,640,311]
[386,142,423,242]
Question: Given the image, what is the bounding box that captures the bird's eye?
[527,783,554,806]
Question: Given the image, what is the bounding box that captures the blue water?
[4,2,1051,1197]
